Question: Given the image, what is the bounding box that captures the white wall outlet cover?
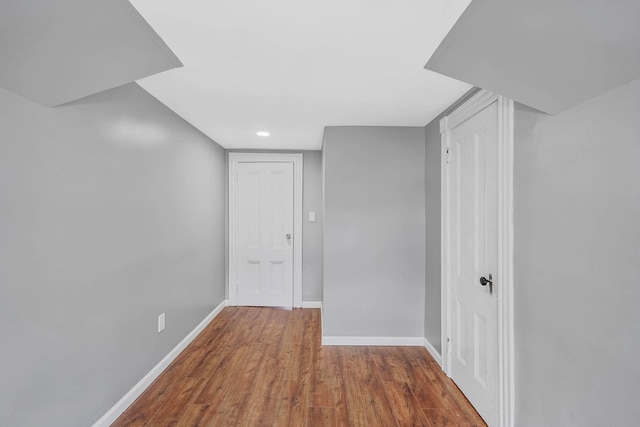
[309,212,316,222]
[158,313,165,333]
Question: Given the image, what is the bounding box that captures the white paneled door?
[447,101,499,426]
[235,162,294,307]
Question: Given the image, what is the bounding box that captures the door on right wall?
[447,101,499,426]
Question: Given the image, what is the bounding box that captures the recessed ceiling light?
[256,131,270,137]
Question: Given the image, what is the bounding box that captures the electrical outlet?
[158,313,165,333]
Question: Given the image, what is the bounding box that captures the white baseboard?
[301,301,322,309]
[322,336,424,346]
[423,337,443,368]
[320,302,324,340]
[92,299,229,427]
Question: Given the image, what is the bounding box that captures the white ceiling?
[129,0,472,150]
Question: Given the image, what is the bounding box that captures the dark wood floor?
[113,307,486,426]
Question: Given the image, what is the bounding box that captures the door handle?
[286,233,292,240]
[480,274,493,294]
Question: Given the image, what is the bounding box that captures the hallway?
[114,307,485,426]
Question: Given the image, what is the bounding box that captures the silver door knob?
[286,233,292,240]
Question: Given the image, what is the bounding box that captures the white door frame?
[228,152,303,308]
[440,89,515,427]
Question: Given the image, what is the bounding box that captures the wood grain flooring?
[113,307,486,426]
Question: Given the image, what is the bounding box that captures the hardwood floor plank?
[175,404,210,427]
[143,376,204,426]
[307,406,337,427]
[359,348,401,427]
[326,348,350,426]
[111,363,181,426]
[372,347,414,383]
[193,345,250,405]
[237,343,286,426]
[402,348,466,411]
[274,378,310,427]
[310,347,334,407]
[188,308,238,349]
[207,344,266,425]
[339,347,379,427]
[114,307,486,427]
[423,407,485,427]
[383,381,432,427]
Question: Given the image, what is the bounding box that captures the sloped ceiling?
[0,0,182,106]
[425,0,640,114]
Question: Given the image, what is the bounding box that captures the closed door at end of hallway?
[235,162,294,307]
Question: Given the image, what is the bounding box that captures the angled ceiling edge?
[0,0,182,107]
[424,0,640,114]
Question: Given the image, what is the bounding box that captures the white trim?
[440,89,515,427]
[496,95,515,427]
[440,114,451,377]
[92,299,229,427]
[423,338,443,368]
[301,301,322,309]
[442,90,500,131]
[321,336,424,346]
[320,299,324,341]
[228,152,304,308]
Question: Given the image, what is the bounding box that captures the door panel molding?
[440,90,514,427]
[228,153,303,308]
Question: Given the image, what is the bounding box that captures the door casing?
[440,90,515,427]
[228,152,303,308]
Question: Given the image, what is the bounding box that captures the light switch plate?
[158,313,165,333]
[309,212,316,222]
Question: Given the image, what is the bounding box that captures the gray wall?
[0,83,226,427]
[423,119,443,352]
[323,126,425,337]
[513,78,640,426]
[424,89,479,353]
[301,151,324,301]
[226,150,323,302]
